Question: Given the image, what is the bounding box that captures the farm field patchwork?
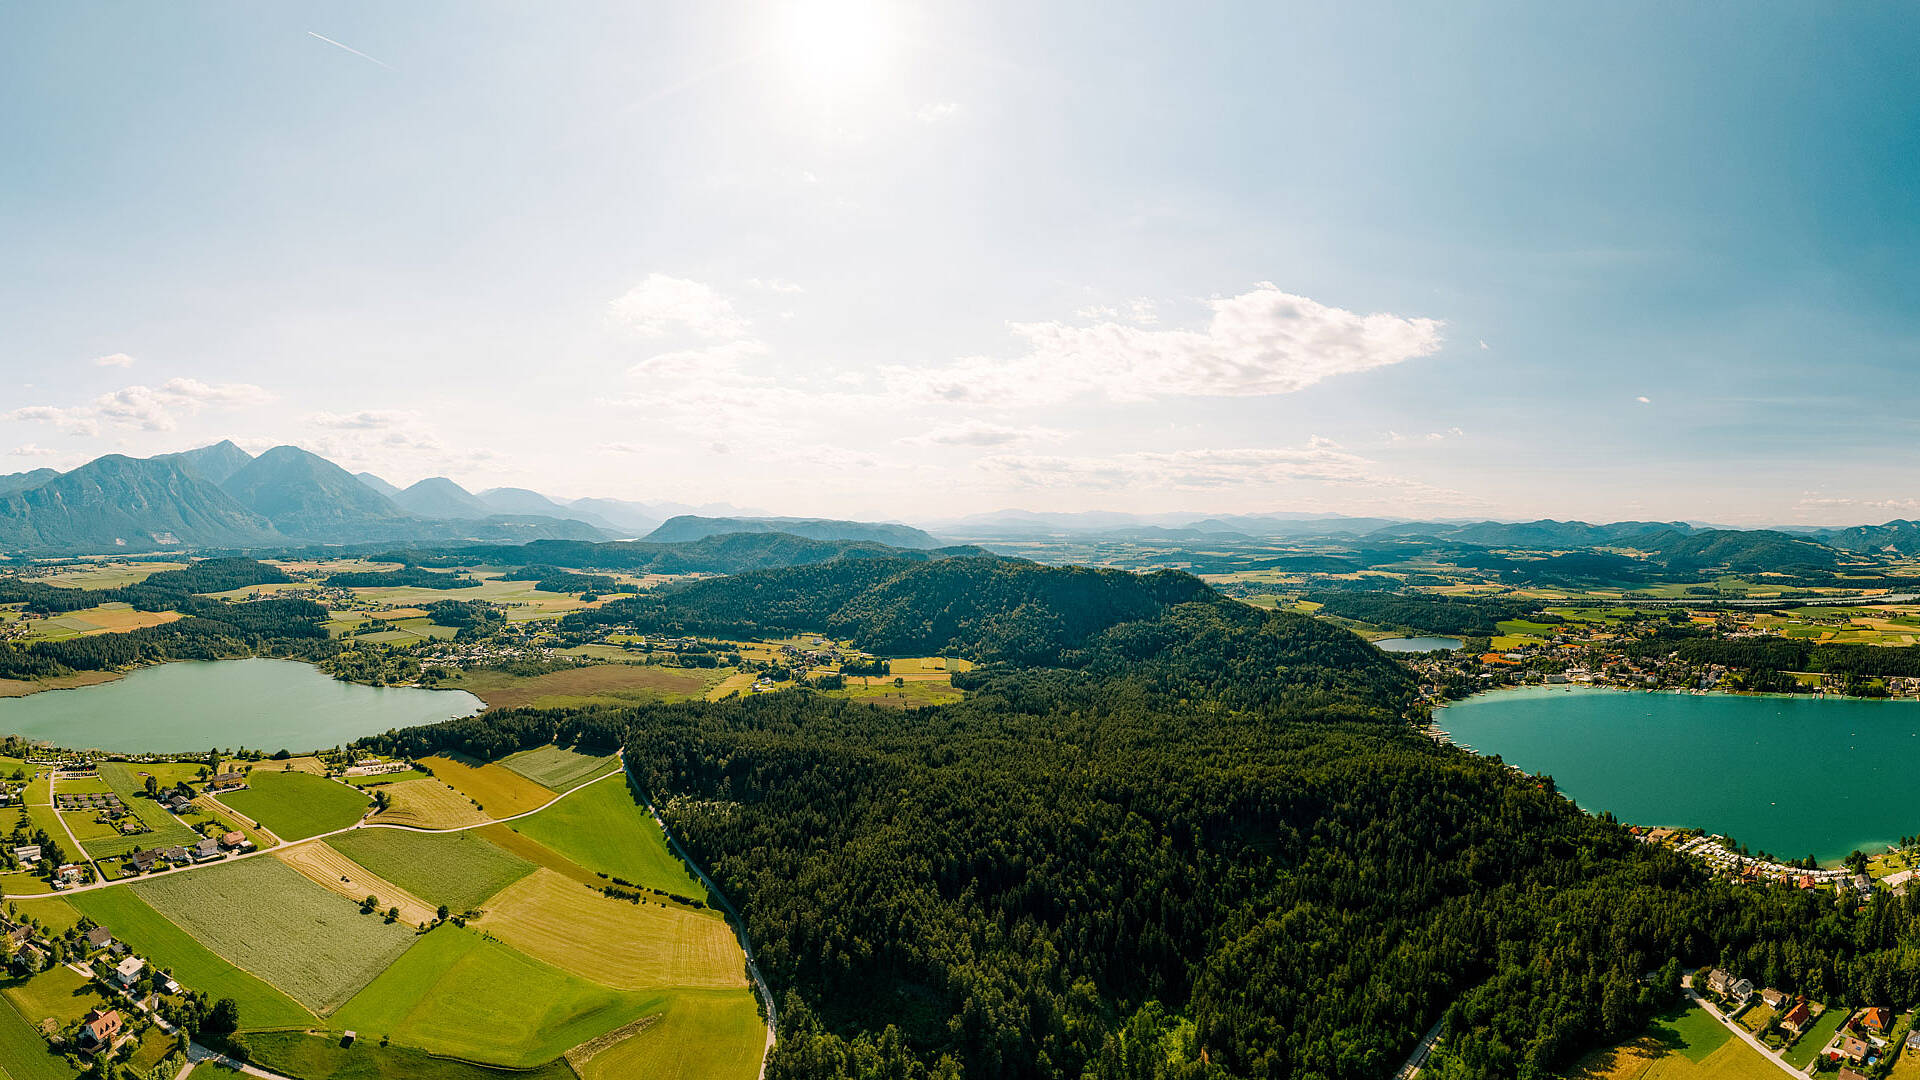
[498,744,619,792]
[370,777,487,829]
[276,842,439,928]
[326,828,535,913]
[473,823,604,888]
[332,925,663,1068]
[475,869,744,993]
[577,988,764,1080]
[446,664,732,710]
[418,754,555,817]
[1567,1004,1775,1080]
[28,602,182,641]
[132,856,417,1014]
[66,885,315,1029]
[219,770,370,840]
[509,774,704,896]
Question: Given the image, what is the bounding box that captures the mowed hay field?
[1566,1005,1775,1080]
[476,869,743,992]
[498,744,618,792]
[132,857,418,1014]
[67,886,314,1029]
[241,1031,576,1080]
[510,774,705,896]
[447,664,731,710]
[333,925,663,1068]
[577,988,764,1080]
[31,602,182,640]
[371,777,487,829]
[276,843,439,928]
[419,754,555,817]
[326,828,535,913]
[220,770,370,840]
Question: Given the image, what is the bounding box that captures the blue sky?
[3,2,1917,524]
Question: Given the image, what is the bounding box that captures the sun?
[773,0,901,100]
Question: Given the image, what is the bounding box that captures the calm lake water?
[0,659,481,754]
[1439,686,1920,863]
[1375,636,1464,652]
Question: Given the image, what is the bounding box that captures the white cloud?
[7,444,57,457]
[1075,304,1119,319]
[747,277,806,294]
[93,353,136,368]
[915,101,961,124]
[901,420,1066,448]
[975,439,1478,507]
[308,409,420,430]
[7,378,272,434]
[1636,395,1651,404]
[885,283,1443,406]
[609,274,748,339]
[627,340,770,380]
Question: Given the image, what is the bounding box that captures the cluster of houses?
[1703,967,1920,1074]
[9,844,90,888]
[122,831,251,875]
[1667,834,1865,892]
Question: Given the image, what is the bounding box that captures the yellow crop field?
[372,778,487,829]
[419,755,555,817]
[475,869,744,992]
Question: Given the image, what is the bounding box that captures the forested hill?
[377,532,988,576]
[563,555,1240,662]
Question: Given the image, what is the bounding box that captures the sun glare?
[773,0,900,100]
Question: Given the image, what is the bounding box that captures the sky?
[3,2,1919,526]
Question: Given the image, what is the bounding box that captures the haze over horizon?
[6,3,1918,525]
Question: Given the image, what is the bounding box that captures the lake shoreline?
[1435,684,1920,866]
[0,658,481,756]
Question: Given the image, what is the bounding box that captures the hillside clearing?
[498,744,619,792]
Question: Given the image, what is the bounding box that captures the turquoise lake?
[1439,686,1920,863]
[1374,636,1464,652]
[0,658,481,753]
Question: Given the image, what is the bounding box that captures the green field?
[132,857,417,1014]
[578,988,764,1080]
[333,925,662,1068]
[508,775,704,896]
[241,1030,578,1080]
[220,771,371,840]
[1,966,105,1031]
[9,897,81,937]
[95,762,200,853]
[497,745,619,793]
[326,829,535,913]
[0,992,78,1080]
[67,886,315,1029]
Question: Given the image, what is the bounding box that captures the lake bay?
[0,658,481,753]
[1438,686,1920,864]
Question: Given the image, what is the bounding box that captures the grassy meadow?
[220,770,370,840]
[418,754,555,817]
[509,774,703,896]
[327,828,536,913]
[475,869,743,993]
[241,1030,577,1080]
[332,925,662,1068]
[371,777,488,829]
[576,988,764,1080]
[446,664,732,710]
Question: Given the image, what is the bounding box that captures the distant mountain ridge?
[0,455,281,553]
[644,514,942,549]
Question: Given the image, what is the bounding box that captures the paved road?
[1395,1016,1445,1079]
[1684,987,1810,1078]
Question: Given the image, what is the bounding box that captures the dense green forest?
[1305,592,1539,637]
[371,532,989,575]
[357,554,1920,1080]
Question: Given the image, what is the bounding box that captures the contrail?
[306,31,394,71]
